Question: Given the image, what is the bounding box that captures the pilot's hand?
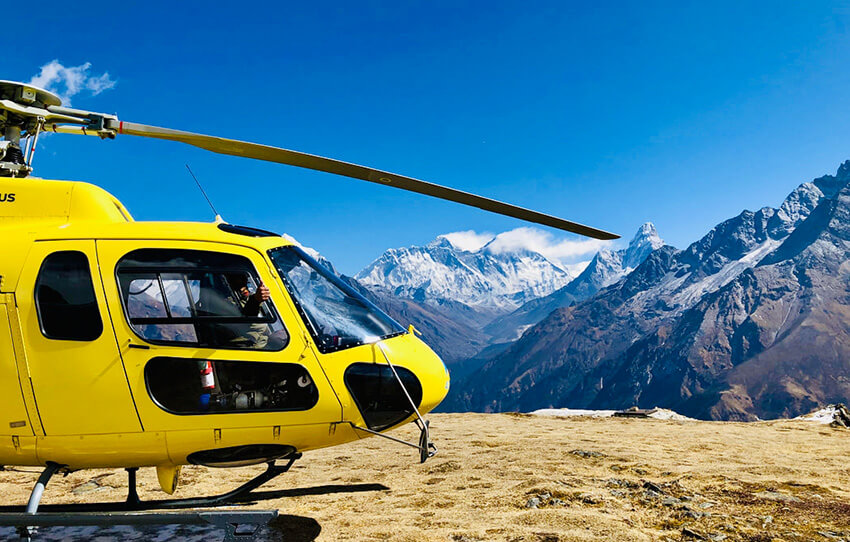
[252,282,271,303]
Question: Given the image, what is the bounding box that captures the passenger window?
[146,357,318,414]
[35,251,103,341]
[116,249,288,351]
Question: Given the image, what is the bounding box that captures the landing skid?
[6,454,301,541]
[123,454,301,510]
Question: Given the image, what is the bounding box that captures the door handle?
[127,343,150,350]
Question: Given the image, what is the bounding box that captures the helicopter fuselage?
[0,177,450,493]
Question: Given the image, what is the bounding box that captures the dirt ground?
[0,413,849,541]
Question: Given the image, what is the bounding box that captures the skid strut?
[125,456,301,510]
[19,462,64,541]
[348,342,437,463]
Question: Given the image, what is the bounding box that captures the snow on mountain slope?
[483,223,664,342]
[355,232,579,319]
[282,234,337,274]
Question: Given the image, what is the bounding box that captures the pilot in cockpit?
[218,273,273,348]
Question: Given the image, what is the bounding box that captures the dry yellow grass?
[1,413,849,541]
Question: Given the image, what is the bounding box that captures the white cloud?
[483,227,612,263]
[437,226,612,268]
[29,60,116,105]
[439,230,495,252]
[564,260,591,276]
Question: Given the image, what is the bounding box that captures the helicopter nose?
[385,333,450,415]
[418,344,450,415]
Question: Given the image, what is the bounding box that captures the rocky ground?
[0,413,848,541]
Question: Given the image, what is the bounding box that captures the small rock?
[643,481,665,494]
[708,535,727,542]
[550,498,566,506]
[762,516,773,525]
[830,403,850,428]
[610,490,626,498]
[606,478,638,488]
[817,532,842,539]
[70,474,112,495]
[526,497,540,509]
[662,496,681,506]
[682,527,708,540]
[579,493,602,505]
[633,468,649,475]
[698,502,715,509]
[644,489,661,499]
[570,449,606,459]
[680,507,704,520]
[754,490,801,503]
[538,492,551,501]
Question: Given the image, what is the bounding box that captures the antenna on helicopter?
[185,164,223,223]
[0,79,619,239]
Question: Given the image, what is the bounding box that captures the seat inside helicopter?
[117,249,288,350]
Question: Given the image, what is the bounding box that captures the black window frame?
[144,356,319,416]
[34,250,104,341]
[115,248,289,351]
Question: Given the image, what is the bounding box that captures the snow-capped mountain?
[355,233,578,319]
[483,223,664,342]
[446,161,850,420]
[282,234,337,274]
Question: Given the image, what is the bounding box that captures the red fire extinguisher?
[200,361,215,390]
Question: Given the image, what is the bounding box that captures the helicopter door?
[0,297,36,437]
[16,241,142,435]
[96,241,342,432]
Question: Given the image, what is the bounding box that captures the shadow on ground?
[0,483,389,513]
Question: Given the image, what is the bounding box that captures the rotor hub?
[0,81,62,177]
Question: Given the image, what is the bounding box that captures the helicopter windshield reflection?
[269,246,404,353]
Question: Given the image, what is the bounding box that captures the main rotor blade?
[109,120,619,240]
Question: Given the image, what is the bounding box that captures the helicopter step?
[0,509,278,541]
[5,457,300,540]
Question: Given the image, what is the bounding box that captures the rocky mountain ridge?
[483,223,664,343]
[446,162,850,420]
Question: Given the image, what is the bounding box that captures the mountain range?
[351,224,661,375]
[355,234,576,319]
[444,161,850,420]
[483,223,664,343]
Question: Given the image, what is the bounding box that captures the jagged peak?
[622,222,664,270]
[836,159,850,180]
[628,222,664,250]
[428,236,458,250]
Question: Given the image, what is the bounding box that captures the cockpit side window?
[35,251,103,341]
[116,249,288,351]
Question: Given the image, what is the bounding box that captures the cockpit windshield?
[268,246,405,353]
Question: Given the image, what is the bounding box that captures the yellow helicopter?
[0,79,618,516]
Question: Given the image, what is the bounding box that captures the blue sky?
[8,2,850,274]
